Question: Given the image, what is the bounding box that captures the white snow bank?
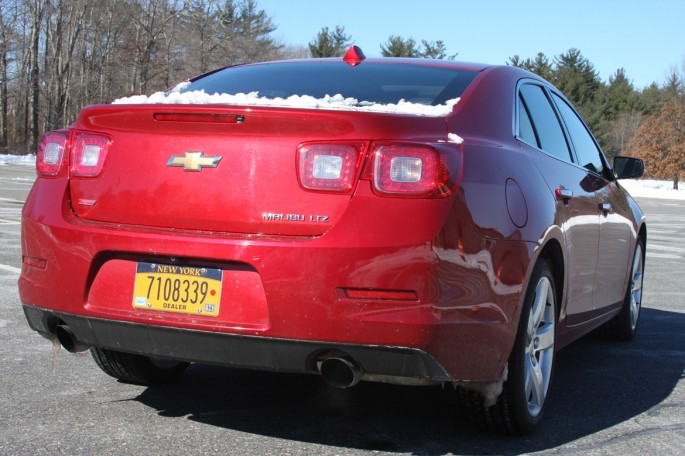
[112,90,461,117]
[0,154,36,166]
[620,179,685,200]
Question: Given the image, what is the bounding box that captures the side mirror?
[614,156,644,180]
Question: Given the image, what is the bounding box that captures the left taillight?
[36,132,67,176]
[368,143,459,198]
[70,133,110,177]
[297,142,367,193]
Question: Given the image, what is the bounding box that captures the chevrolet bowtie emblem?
[166,151,222,171]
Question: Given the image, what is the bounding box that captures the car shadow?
[133,307,685,455]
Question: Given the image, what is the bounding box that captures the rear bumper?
[23,305,451,384]
[19,176,532,383]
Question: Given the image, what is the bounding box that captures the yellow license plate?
[132,262,222,317]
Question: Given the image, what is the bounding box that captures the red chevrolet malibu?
[19,47,646,434]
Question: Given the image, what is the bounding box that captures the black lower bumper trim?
[22,305,452,382]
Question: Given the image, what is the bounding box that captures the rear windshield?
[182,61,478,106]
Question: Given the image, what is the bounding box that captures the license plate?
[132,262,222,317]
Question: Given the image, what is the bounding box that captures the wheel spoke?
[632,245,643,275]
[524,356,533,398]
[631,298,639,323]
[527,355,545,408]
[629,244,644,329]
[529,279,549,336]
[536,324,554,351]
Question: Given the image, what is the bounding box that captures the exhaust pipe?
[55,325,91,353]
[318,356,362,388]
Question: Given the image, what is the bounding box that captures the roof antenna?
[343,45,366,67]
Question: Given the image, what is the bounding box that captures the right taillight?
[36,132,67,176]
[369,143,459,198]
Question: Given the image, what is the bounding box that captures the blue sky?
[258,0,685,89]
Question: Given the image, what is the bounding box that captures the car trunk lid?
[68,104,449,236]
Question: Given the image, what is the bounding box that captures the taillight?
[297,142,366,193]
[369,143,457,197]
[71,133,110,177]
[36,132,67,176]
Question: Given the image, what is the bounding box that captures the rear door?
[517,82,600,324]
[550,92,633,310]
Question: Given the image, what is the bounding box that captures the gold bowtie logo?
[166,151,222,171]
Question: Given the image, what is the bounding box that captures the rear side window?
[551,93,605,175]
[518,84,572,162]
[182,62,478,106]
[518,94,538,146]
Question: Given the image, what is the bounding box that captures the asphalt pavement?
[0,163,683,455]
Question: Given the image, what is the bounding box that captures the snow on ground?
[619,179,685,200]
[1,154,683,201]
[0,154,35,166]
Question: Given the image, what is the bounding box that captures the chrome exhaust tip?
[55,325,91,353]
[318,356,362,388]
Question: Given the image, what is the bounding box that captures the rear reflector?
[23,256,47,269]
[343,288,418,301]
[297,142,366,193]
[71,133,110,177]
[36,132,67,176]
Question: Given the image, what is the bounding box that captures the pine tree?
[380,36,419,57]
[215,0,279,64]
[508,52,553,81]
[597,68,642,158]
[308,26,350,58]
[553,48,601,110]
[420,40,455,59]
[638,83,662,115]
[552,49,603,143]
[604,69,640,117]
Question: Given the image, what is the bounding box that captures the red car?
[19,47,646,434]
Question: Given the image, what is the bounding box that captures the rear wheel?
[91,347,189,385]
[458,259,557,434]
[600,239,645,341]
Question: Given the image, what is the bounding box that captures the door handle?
[555,187,573,201]
[600,202,611,214]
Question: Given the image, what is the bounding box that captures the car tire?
[599,239,645,341]
[458,259,557,434]
[91,347,189,385]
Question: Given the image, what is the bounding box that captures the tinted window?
[551,93,605,175]
[519,84,572,162]
[518,94,538,147]
[182,62,478,106]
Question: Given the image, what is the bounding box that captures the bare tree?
[43,0,88,130]
[28,0,46,149]
[0,0,18,150]
[608,110,643,158]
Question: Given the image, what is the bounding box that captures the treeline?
[1,1,683,185]
[0,0,294,153]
